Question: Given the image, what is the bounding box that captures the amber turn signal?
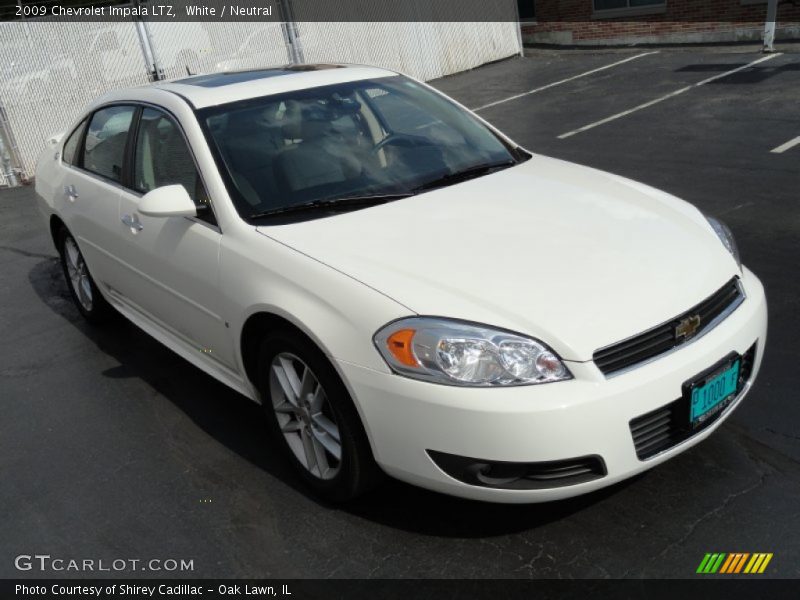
[386,328,419,367]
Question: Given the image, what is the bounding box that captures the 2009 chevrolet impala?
[34,64,767,502]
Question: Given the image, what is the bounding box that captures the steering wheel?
[371,132,436,154]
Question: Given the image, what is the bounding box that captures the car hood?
[257,154,739,361]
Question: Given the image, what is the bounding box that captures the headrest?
[227,107,266,136]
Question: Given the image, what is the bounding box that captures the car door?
[113,106,235,369]
[59,105,137,294]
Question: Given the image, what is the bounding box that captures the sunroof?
[174,65,346,88]
[175,69,295,88]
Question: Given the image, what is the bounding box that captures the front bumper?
[338,267,767,503]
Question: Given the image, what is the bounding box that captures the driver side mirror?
[138,185,197,218]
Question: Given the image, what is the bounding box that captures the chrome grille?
[594,278,744,376]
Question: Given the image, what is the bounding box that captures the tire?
[57,228,113,324]
[257,330,382,502]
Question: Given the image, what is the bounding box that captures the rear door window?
[82,105,136,182]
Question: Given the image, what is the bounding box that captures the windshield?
[197,75,527,221]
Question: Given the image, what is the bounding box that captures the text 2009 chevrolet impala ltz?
[35,65,766,502]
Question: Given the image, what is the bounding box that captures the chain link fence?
[0,19,153,186]
[295,21,522,82]
[0,9,521,186]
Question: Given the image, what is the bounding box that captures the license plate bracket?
[684,353,742,429]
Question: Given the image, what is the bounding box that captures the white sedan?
[35,64,767,503]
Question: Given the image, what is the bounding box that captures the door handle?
[121,214,143,232]
[63,184,78,202]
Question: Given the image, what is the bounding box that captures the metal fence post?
[280,0,304,64]
[140,19,165,80]
[135,21,156,81]
[513,0,524,57]
[763,0,778,52]
[0,105,22,187]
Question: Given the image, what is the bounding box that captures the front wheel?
[57,228,113,324]
[258,331,382,501]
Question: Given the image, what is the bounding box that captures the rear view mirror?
[138,185,197,218]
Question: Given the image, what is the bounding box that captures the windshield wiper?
[247,161,516,221]
[247,193,413,221]
[412,160,517,193]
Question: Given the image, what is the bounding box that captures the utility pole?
[763,0,778,53]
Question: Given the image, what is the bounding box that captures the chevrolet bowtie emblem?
[676,314,702,340]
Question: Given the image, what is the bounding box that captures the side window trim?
[76,114,90,169]
[122,105,143,190]
[130,106,157,196]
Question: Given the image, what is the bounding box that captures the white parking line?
[770,135,800,154]
[557,53,783,139]
[472,51,659,112]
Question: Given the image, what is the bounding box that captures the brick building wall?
[521,0,800,45]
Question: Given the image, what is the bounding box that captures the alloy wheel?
[269,352,342,480]
[64,236,93,312]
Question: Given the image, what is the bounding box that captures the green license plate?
[689,359,740,426]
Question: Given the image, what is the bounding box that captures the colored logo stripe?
[697,553,726,573]
[719,553,749,573]
[744,553,773,574]
[697,553,773,574]
[719,553,736,573]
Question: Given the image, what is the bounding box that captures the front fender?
[222,225,413,376]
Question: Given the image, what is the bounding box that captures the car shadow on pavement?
[343,474,642,537]
[27,257,303,489]
[28,256,642,538]
[675,61,800,84]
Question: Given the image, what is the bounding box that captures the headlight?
[706,215,741,269]
[373,318,572,386]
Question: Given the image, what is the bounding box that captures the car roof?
[151,63,399,109]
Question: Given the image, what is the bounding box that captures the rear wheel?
[258,331,382,501]
[57,228,113,323]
